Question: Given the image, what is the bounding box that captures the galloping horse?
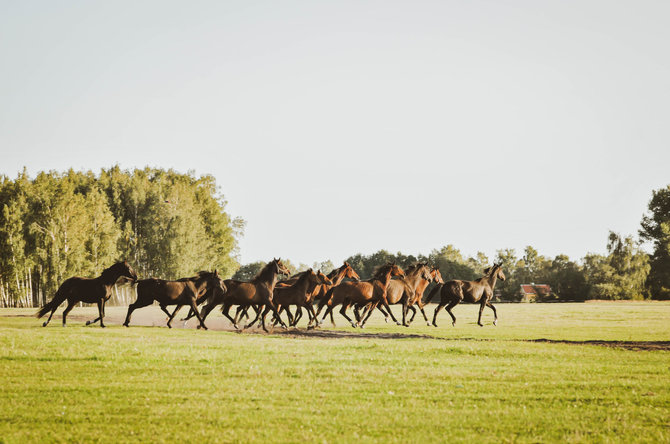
[406,265,444,325]
[216,258,291,331]
[123,271,225,329]
[271,269,332,327]
[431,262,505,327]
[320,263,405,328]
[289,262,360,326]
[360,262,433,327]
[37,261,138,327]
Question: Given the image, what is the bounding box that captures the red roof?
[520,284,551,295]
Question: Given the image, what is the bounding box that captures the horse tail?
[423,284,443,304]
[36,289,66,318]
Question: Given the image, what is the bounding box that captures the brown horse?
[216,258,291,331]
[123,271,225,329]
[320,262,405,328]
[37,261,138,327]
[431,263,505,327]
[406,265,444,325]
[361,262,433,327]
[286,262,360,326]
[271,269,332,327]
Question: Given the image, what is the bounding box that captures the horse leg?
[359,303,378,328]
[159,304,172,319]
[339,302,357,328]
[292,306,303,326]
[221,303,239,329]
[380,299,401,325]
[97,299,106,327]
[487,301,498,326]
[197,302,217,329]
[445,301,459,326]
[189,299,208,330]
[418,303,431,326]
[43,304,58,327]
[85,301,103,326]
[432,302,446,327]
[477,301,486,326]
[181,307,196,321]
[244,305,263,329]
[167,305,183,328]
[408,305,417,324]
[305,303,319,329]
[61,300,76,327]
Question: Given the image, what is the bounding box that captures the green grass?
[1,302,669,443]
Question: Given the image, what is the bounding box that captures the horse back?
[59,276,108,303]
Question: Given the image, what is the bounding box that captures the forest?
[1,167,669,306]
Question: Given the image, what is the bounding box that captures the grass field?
[1,302,669,443]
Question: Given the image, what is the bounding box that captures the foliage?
[0,168,241,306]
[583,232,650,300]
[639,185,670,299]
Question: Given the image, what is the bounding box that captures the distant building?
[519,284,552,302]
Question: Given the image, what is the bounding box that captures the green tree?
[639,185,670,299]
[583,232,649,300]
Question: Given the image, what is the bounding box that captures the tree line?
[0,167,242,307]
[235,185,670,302]
[2,167,669,306]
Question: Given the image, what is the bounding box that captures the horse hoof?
[100,325,106,328]
[85,321,91,326]
[42,322,47,327]
[123,323,129,327]
[395,321,401,326]
[233,324,239,330]
[384,318,389,323]
[350,323,357,328]
[426,322,431,327]
[493,320,497,326]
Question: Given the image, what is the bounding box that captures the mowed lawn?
[1,302,669,443]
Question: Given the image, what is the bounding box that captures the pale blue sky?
[1,1,669,266]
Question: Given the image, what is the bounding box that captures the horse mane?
[177,271,212,282]
[371,263,394,279]
[252,261,277,281]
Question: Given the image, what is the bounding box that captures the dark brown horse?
[123,271,225,329]
[406,266,444,325]
[37,261,138,327]
[360,262,433,327]
[289,262,360,326]
[320,263,405,328]
[271,269,332,327]
[430,263,505,327]
[214,258,291,331]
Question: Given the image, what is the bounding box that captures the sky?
[1,0,669,267]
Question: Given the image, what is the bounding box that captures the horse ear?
[214,269,218,276]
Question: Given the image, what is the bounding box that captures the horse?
[405,265,444,326]
[37,261,138,328]
[359,262,433,327]
[214,258,291,332]
[430,262,505,327]
[271,269,332,327]
[123,270,225,329]
[320,262,405,328]
[290,262,360,326]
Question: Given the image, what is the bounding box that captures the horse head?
[430,266,444,284]
[343,262,361,282]
[273,258,291,277]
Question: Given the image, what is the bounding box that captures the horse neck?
[98,266,124,287]
[484,271,498,289]
[404,268,425,290]
[254,265,280,288]
[331,267,349,286]
[372,268,394,289]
